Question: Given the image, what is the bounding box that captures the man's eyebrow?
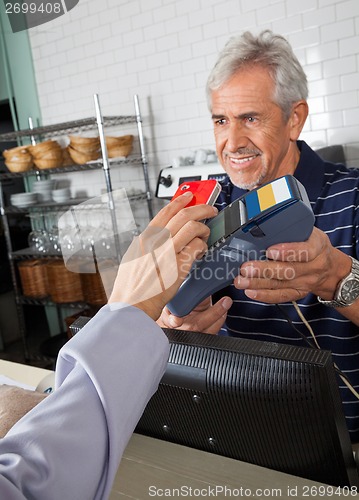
[211,111,260,120]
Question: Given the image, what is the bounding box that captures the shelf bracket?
[94,94,121,263]
[134,94,154,219]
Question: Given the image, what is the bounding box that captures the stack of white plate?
[10,192,38,207]
[52,187,71,203]
[32,179,55,202]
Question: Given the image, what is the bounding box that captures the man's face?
[211,65,298,190]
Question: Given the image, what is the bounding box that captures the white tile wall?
[27,0,359,205]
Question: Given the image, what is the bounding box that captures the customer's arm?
[0,193,218,500]
[0,306,168,500]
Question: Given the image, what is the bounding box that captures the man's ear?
[289,100,309,141]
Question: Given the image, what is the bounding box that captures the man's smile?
[227,154,259,165]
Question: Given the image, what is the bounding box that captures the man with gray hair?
[159,30,359,443]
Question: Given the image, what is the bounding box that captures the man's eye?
[245,116,256,123]
[215,118,226,125]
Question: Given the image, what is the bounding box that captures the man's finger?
[245,288,308,303]
[179,297,232,333]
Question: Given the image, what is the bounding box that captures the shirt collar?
[293,140,325,202]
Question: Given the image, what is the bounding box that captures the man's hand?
[108,192,219,321]
[234,226,352,303]
[157,295,233,335]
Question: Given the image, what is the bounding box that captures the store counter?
[0,360,349,500]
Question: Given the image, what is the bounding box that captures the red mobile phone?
[171,180,221,207]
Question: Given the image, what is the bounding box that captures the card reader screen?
[207,211,225,247]
[207,201,242,247]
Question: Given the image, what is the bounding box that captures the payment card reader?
[167,175,315,317]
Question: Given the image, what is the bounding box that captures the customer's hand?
[108,192,218,321]
[234,227,352,303]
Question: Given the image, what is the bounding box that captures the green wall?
[0,3,41,130]
[0,30,8,102]
[0,8,68,336]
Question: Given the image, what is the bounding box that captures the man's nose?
[225,123,249,152]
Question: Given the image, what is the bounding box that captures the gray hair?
[206,30,308,119]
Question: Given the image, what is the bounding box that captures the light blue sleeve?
[0,304,169,499]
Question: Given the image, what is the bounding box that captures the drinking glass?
[28,214,50,254]
[44,212,62,255]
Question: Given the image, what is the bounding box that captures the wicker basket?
[105,134,133,147]
[46,260,84,303]
[18,260,48,298]
[29,140,62,158]
[68,135,100,145]
[80,271,108,305]
[3,145,34,172]
[61,147,73,166]
[2,145,30,159]
[33,157,64,170]
[68,135,100,154]
[106,135,133,158]
[5,160,33,173]
[107,145,133,158]
[38,148,63,161]
[67,146,101,165]
[78,260,108,305]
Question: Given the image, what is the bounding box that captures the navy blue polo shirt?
[214,140,359,442]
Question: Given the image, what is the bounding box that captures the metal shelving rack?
[0,94,153,361]
[0,116,136,142]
